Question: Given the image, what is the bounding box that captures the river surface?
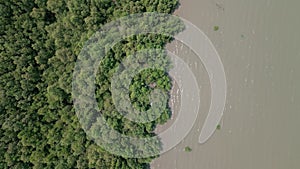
[151,0,300,169]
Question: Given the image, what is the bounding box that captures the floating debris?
[214,26,219,31]
[184,146,192,152]
[216,124,221,130]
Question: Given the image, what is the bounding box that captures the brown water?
[151,0,300,168]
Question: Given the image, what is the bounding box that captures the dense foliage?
[0,0,181,168]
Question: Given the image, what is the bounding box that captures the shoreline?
[154,78,181,134]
